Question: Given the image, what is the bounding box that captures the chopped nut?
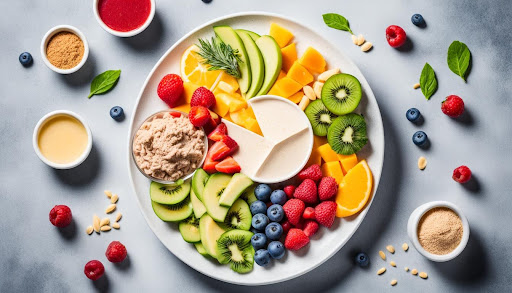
[93,215,101,233]
[413,83,421,89]
[104,190,112,198]
[418,157,427,170]
[379,250,386,260]
[303,85,316,100]
[318,68,340,82]
[112,222,120,229]
[313,81,324,99]
[299,95,310,111]
[390,261,396,267]
[419,272,428,279]
[111,194,119,204]
[402,243,409,251]
[105,204,117,214]
[411,269,418,275]
[386,245,395,254]
[100,218,110,227]
[115,212,122,222]
[351,34,358,45]
[86,226,94,235]
[405,267,409,272]
[100,225,111,232]
[361,42,373,52]
[390,279,397,286]
[356,34,365,46]
[377,267,386,275]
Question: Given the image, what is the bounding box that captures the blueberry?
[411,14,425,26]
[412,131,428,146]
[355,252,369,267]
[268,241,285,259]
[110,106,124,121]
[270,190,287,205]
[19,52,33,66]
[251,233,267,250]
[254,184,272,202]
[267,204,284,222]
[406,108,421,122]
[252,213,269,231]
[201,0,212,3]
[250,200,267,215]
[265,222,283,241]
[254,249,271,266]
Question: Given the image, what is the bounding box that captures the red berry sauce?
[98,0,151,32]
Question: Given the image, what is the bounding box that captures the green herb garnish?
[322,13,354,34]
[88,70,121,99]
[447,41,471,82]
[196,38,242,78]
[419,63,438,100]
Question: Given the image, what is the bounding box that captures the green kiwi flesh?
[305,100,337,136]
[321,73,362,115]
[327,113,368,155]
[216,230,255,273]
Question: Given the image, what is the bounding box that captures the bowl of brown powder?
[40,25,89,74]
[407,201,470,262]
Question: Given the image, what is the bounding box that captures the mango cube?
[212,94,230,117]
[338,154,358,174]
[172,103,191,114]
[306,149,322,167]
[244,117,263,136]
[217,81,236,94]
[277,70,287,80]
[321,161,344,184]
[313,135,328,149]
[318,143,339,162]
[267,77,302,98]
[281,43,298,72]
[299,47,326,73]
[214,72,239,92]
[287,61,314,86]
[269,23,294,48]
[181,82,200,104]
[287,91,304,104]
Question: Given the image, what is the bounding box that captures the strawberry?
[203,116,218,134]
[215,156,241,174]
[208,123,227,141]
[303,207,315,220]
[221,135,239,152]
[385,25,407,48]
[202,155,218,174]
[209,136,238,161]
[293,179,318,204]
[170,112,181,118]
[283,199,305,226]
[303,220,319,237]
[209,110,221,125]
[315,201,337,228]
[284,228,310,250]
[281,220,292,234]
[298,164,322,182]
[318,177,338,201]
[441,95,465,118]
[283,185,296,199]
[157,74,184,107]
[188,106,211,127]
[191,87,216,109]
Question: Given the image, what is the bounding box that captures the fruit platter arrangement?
[128,13,384,285]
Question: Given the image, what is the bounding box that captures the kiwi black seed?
[321,73,362,115]
[305,100,337,136]
[216,230,255,274]
[327,113,368,155]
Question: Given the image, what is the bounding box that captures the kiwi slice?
[327,113,368,155]
[150,180,190,205]
[179,216,201,243]
[321,73,362,115]
[222,199,252,231]
[216,230,255,274]
[305,100,337,136]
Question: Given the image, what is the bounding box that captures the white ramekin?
[33,110,93,169]
[407,201,470,262]
[93,0,156,38]
[40,25,89,74]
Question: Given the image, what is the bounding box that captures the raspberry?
[84,260,104,281]
[298,164,322,182]
[441,95,465,118]
[303,220,319,237]
[453,165,472,183]
[49,205,72,228]
[283,198,305,226]
[157,74,184,108]
[191,87,216,109]
[386,25,407,48]
[283,185,296,199]
[188,106,211,127]
[284,228,310,251]
[303,207,315,220]
[293,179,318,204]
[105,241,127,263]
[315,201,337,228]
[318,176,338,201]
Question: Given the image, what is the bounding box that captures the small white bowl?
[33,110,93,169]
[93,0,156,38]
[40,25,89,74]
[407,201,470,262]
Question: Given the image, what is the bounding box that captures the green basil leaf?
[419,63,437,100]
[447,41,471,82]
[322,13,353,34]
[88,70,121,98]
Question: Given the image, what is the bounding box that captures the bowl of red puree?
[93,0,155,37]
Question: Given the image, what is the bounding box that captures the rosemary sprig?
[196,38,242,78]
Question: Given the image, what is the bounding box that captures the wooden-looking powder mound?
[46,32,84,69]
[417,207,463,255]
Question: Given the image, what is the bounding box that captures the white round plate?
[128,12,384,286]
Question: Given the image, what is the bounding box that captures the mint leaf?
[88,70,121,98]
[322,13,353,34]
[447,41,471,82]
[419,63,437,100]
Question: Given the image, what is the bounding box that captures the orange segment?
[180,45,222,89]
[335,160,373,217]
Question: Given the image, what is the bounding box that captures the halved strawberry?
[189,106,211,127]
[208,123,228,141]
[215,157,241,174]
[170,112,181,118]
[209,110,221,125]
[209,141,231,161]
[221,136,239,151]
[203,116,218,134]
[202,155,218,174]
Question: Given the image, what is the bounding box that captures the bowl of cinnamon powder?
[407,201,470,262]
[40,25,89,74]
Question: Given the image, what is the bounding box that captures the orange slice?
[180,45,222,89]
[335,160,373,217]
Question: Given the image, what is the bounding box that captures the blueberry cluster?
[250,184,287,266]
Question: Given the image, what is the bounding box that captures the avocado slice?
[194,242,210,257]
[199,214,228,259]
[202,173,232,221]
[213,26,251,94]
[219,173,254,207]
[191,168,209,201]
[236,30,265,100]
[237,29,260,42]
[179,216,201,243]
[190,189,207,218]
[239,184,257,205]
[255,35,282,96]
[150,180,190,205]
[151,197,193,222]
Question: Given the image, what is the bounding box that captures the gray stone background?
[1,0,511,292]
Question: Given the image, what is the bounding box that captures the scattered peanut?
[104,190,112,198]
[105,204,117,214]
[361,42,373,52]
[413,83,421,89]
[115,212,122,222]
[377,267,386,275]
[303,85,316,100]
[313,81,323,99]
[111,194,119,204]
[100,218,110,227]
[356,34,365,46]
[405,267,409,272]
[100,225,111,232]
[93,215,101,233]
[379,250,386,260]
[386,245,395,254]
[419,272,428,279]
[390,261,396,267]
[351,34,358,45]
[112,222,120,229]
[318,68,340,82]
[390,280,397,286]
[298,95,310,111]
[86,226,94,235]
[402,243,409,251]
[411,269,418,275]
[418,157,427,170]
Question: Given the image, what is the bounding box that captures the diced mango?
[217,81,236,94]
[306,149,322,167]
[321,161,344,184]
[313,135,328,149]
[213,72,239,92]
[318,143,339,162]
[277,70,287,80]
[212,94,230,117]
[281,43,298,72]
[299,47,326,73]
[339,154,358,174]
[244,106,256,120]
[287,91,303,104]
[172,103,191,113]
[244,117,263,136]
[267,77,302,98]
[287,61,314,86]
[181,82,200,104]
[229,109,246,126]
[269,23,294,48]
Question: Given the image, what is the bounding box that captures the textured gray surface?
[1,0,511,292]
